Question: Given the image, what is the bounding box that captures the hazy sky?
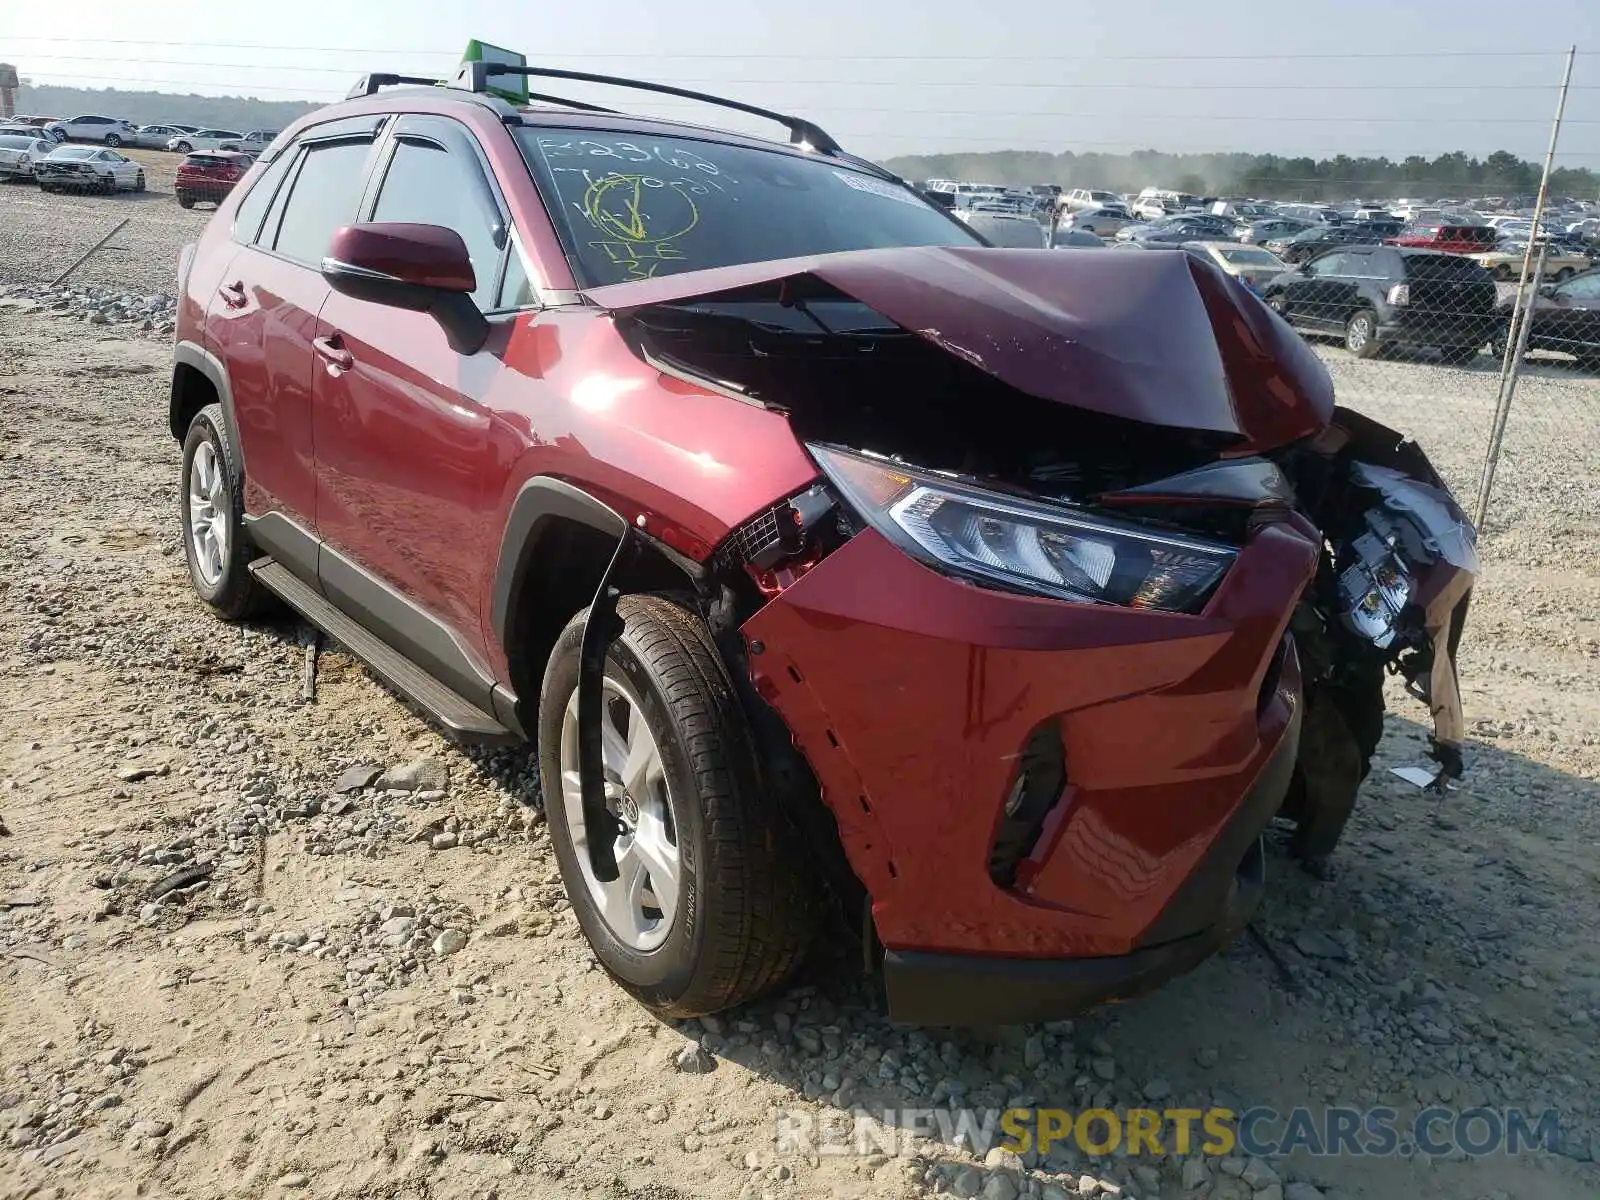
[3,0,1597,166]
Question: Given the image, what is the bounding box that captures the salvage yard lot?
[2,185,1599,1200]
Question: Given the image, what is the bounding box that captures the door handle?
[218,281,246,310]
[313,334,354,373]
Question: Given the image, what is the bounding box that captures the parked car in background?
[1236,217,1314,245]
[220,129,280,153]
[1181,241,1289,291]
[962,210,1047,247]
[1261,247,1498,362]
[58,115,141,146]
[1351,217,1404,239]
[132,123,199,149]
[7,116,67,142]
[1062,188,1123,212]
[1275,203,1342,225]
[174,150,256,208]
[0,133,55,180]
[1058,204,1133,237]
[167,128,245,154]
[1268,224,1381,264]
[1117,213,1235,246]
[1388,223,1498,255]
[1468,241,1593,282]
[1492,268,1600,369]
[1050,228,1106,248]
[36,145,146,193]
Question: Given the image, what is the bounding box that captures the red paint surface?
[742,523,1315,958]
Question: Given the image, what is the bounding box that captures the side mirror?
[321,223,488,355]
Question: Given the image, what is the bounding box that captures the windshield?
[1220,248,1282,266]
[516,128,980,286]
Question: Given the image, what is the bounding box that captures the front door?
[311,114,517,701]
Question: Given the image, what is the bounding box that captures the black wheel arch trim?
[171,340,245,476]
[489,476,630,649]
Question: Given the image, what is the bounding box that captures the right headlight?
[809,445,1237,614]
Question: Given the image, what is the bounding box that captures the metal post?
[49,217,131,289]
[1474,45,1577,530]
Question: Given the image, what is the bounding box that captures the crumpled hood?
[586,245,1335,452]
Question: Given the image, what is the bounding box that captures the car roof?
[284,87,883,174]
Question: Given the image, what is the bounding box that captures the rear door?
[311,113,527,697]
[1294,251,1349,329]
[206,118,384,576]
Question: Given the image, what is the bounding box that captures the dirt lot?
[1,187,1599,1200]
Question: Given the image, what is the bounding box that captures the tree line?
[882,148,1599,203]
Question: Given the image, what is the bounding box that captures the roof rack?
[346,73,442,100]
[523,91,618,115]
[449,62,843,155]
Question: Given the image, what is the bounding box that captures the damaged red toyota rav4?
[169,61,1476,1026]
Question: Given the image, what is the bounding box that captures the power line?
[20,73,1598,123]
[0,35,1585,61]
[18,54,1600,90]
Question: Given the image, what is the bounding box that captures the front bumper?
[742,519,1315,1021]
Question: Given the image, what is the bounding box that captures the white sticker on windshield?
[833,170,925,208]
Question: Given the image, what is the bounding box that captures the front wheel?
[177,193,195,209]
[104,134,122,147]
[1345,309,1380,358]
[538,595,815,1018]
[174,141,192,154]
[180,404,270,621]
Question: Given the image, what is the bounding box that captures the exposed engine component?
[1336,514,1416,649]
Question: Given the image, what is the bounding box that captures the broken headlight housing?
[809,445,1236,613]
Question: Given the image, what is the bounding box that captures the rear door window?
[270,140,376,266]
[1307,252,1348,275]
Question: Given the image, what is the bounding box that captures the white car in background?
[131,123,198,149]
[166,128,244,154]
[58,115,141,146]
[218,129,279,153]
[0,133,55,179]
[35,145,146,193]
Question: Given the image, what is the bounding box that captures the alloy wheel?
[557,676,680,952]
[187,441,229,587]
[1346,314,1373,354]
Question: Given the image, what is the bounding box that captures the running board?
[249,558,516,746]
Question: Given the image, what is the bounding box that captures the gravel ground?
[1,191,1599,1200]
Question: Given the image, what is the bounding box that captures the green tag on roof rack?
[464,40,529,104]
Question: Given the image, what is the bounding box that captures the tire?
[104,134,122,147]
[1492,265,1513,282]
[174,141,192,154]
[538,595,814,1018]
[1345,309,1380,358]
[134,172,145,193]
[1265,293,1288,317]
[1552,267,1573,282]
[177,194,195,209]
[179,404,270,621]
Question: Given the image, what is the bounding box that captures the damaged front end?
[591,247,1475,963]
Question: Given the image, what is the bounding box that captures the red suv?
[1386,223,1498,254]
[169,66,1477,1025]
[175,150,255,209]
